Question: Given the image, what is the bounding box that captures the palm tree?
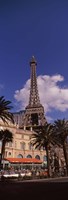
[31,123,56,177]
[0,96,14,124]
[54,119,68,175]
[0,129,13,166]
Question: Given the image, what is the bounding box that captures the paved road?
[0,177,68,200]
[21,176,68,183]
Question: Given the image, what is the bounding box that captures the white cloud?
[14,74,68,114]
[14,79,30,110]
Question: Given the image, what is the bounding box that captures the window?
[5,151,7,157]
[8,152,11,156]
[29,143,33,150]
[35,155,40,160]
[43,155,47,161]
[6,142,8,147]
[22,134,24,139]
[27,154,32,158]
[20,142,25,150]
[9,142,12,147]
[15,141,17,148]
[17,154,23,158]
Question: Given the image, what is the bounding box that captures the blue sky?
[0,0,68,122]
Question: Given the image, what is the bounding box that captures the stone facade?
[0,120,46,163]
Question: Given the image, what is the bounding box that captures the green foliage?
[0,129,13,162]
[0,96,14,124]
[32,123,56,150]
[53,119,68,175]
[54,119,68,145]
[31,123,56,177]
[31,119,68,176]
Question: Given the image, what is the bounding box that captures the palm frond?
[31,123,56,150]
[0,96,14,124]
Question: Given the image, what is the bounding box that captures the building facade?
[0,120,47,163]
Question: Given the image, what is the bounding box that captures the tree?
[54,119,68,175]
[0,96,14,124]
[31,123,56,177]
[0,129,13,166]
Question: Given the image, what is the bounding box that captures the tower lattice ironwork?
[22,56,46,129]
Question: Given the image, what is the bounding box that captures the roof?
[30,56,37,65]
[5,158,42,164]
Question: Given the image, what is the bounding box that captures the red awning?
[5,158,42,164]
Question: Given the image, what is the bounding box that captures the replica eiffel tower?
[22,56,46,129]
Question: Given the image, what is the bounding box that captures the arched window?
[27,154,32,158]
[35,155,40,160]
[17,154,23,158]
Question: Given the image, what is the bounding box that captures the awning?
[5,158,42,164]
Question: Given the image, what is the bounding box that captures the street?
[0,177,68,200]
